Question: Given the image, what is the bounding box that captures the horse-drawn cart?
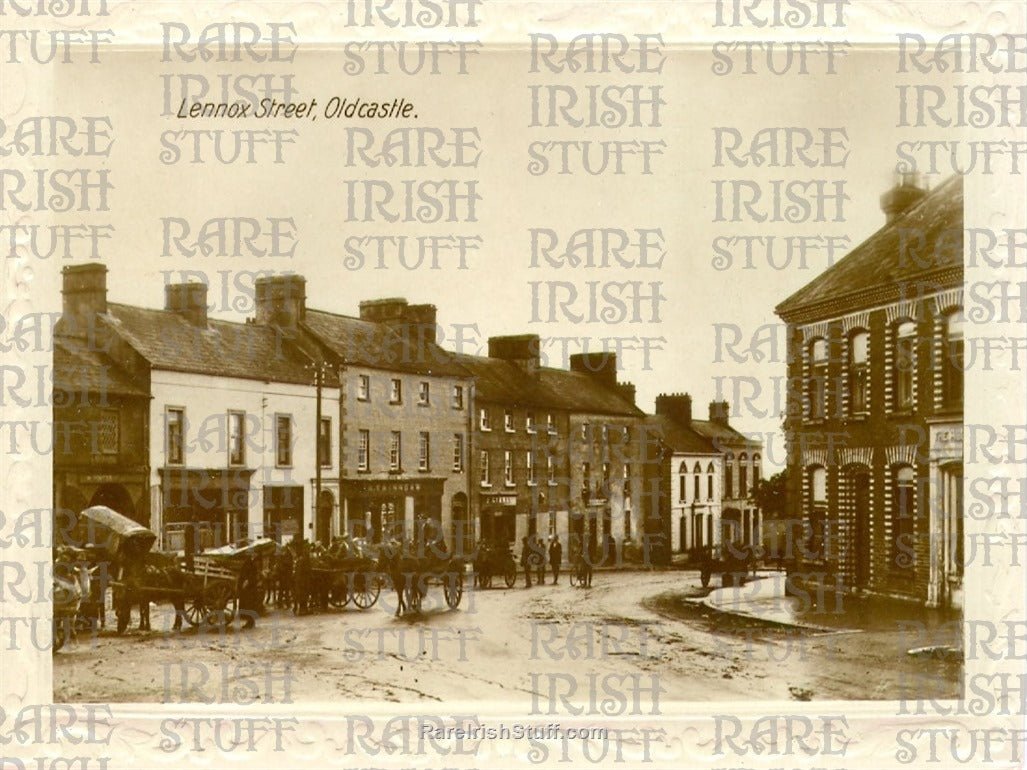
[380,542,466,614]
[473,541,518,589]
[316,544,383,611]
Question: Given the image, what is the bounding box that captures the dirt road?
[53,570,960,707]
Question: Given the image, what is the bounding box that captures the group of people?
[519,534,590,587]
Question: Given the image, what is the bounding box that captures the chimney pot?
[165,282,209,326]
[255,274,307,328]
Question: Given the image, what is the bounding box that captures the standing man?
[521,536,533,588]
[549,536,562,584]
[534,535,546,585]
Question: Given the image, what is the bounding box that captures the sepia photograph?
[1,1,1024,768]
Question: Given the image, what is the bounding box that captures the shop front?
[158,467,255,551]
[480,492,517,547]
[341,477,445,544]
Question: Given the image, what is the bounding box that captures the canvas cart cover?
[202,537,277,560]
[76,506,157,559]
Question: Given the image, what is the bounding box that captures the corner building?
[775,175,964,609]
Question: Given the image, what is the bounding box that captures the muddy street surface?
[53,570,960,706]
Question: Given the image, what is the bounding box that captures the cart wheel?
[53,618,67,653]
[444,571,463,609]
[351,572,380,609]
[184,598,204,627]
[504,566,517,588]
[328,575,350,609]
[203,583,236,626]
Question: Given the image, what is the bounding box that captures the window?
[849,330,869,413]
[582,462,591,501]
[707,463,715,500]
[809,466,827,559]
[96,409,119,456]
[581,423,589,441]
[479,407,491,431]
[725,453,734,498]
[943,310,964,410]
[547,455,556,485]
[275,414,292,467]
[452,434,464,472]
[693,466,701,500]
[753,454,761,485]
[452,385,464,409]
[390,378,402,404]
[480,450,490,486]
[358,430,370,471]
[318,417,331,468]
[546,413,555,434]
[739,453,749,498]
[227,411,245,466]
[527,450,535,484]
[504,450,514,486]
[166,408,184,465]
[679,472,686,502]
[892,465,916,573]
[357,374,370,401]
[504,410,514,432]
[389,431,401,471]
[418,431,430,471]
[526,412,536,433]
[601,462,610,497]
[895,321,916,410]
[809,338,828,420]
[418,381,430,405]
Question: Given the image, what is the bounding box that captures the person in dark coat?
[549,536,562,584]
[534,536,546,585]
[238,553,260,629]
[520,537,533,588]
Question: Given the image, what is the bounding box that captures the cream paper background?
[2,0,1026,767]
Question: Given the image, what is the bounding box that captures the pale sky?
[51,45,962,470]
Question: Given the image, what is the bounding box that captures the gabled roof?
[102,304,322,385]
[775,175,963,323]
[644,414,718,455]
[53,337,147,398]
[303,309,468,377]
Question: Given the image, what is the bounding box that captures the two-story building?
[775,174,963,609]
[58,264,341,550]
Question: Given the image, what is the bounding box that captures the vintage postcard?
[1,0,1025,767]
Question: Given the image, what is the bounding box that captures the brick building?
[775,174,963,609]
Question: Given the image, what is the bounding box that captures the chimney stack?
[709,400,730,427]
[881,171,927,224]
[488,334,541,378]
[165,282,209,326]
[655,393,692,425]
[617,382,637,406]
[61,263,108,336]
[255,275,307,328]
[569,352,618,389]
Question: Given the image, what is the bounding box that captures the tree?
[749,468,787,519]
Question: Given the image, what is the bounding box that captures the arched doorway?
[450,493,470,557]
[89,483,136,521]
[316,490,334,544]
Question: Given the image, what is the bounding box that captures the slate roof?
[102,304,323,386]
[776,175,963,323]
[53,337,147,398]
[302,309,468,377]
[644,414,718,455]
[691,419,760,451]
[446,352,641,416]
[537,368,642,417]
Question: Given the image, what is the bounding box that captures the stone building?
[775,174,963,609]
